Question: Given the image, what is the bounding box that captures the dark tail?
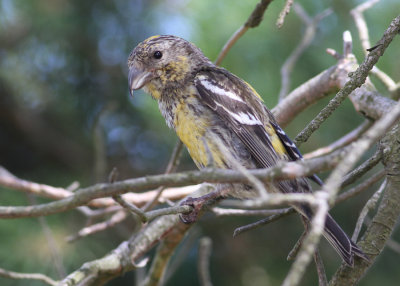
[323,214,368,266]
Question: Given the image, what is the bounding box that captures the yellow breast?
[174,97,225,168]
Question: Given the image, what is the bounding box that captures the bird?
[127,35,367,266]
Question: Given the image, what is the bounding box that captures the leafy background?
[0,0,399,285]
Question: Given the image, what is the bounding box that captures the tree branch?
[294,15,400,145]
[215,0,274,65]
[279,5,332,100]
[0,149,350,219]
[0,267,58,286]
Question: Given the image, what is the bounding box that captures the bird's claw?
[179,196,205,224]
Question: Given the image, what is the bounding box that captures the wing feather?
[195,69,280,169]
[270,121,324,186]
[194,68,323,191]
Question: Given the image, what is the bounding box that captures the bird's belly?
[173,101,224,168]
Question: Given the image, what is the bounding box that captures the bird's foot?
[179,196,206,224]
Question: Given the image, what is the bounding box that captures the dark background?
[0,0,399,285]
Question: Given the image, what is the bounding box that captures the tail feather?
[324,214,368,266]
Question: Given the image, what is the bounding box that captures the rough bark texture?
[329,122,400,286]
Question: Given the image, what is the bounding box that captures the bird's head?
[127,35,211,98]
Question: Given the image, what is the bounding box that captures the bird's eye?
[153,51,162,59]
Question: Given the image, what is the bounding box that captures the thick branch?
[0,150,348,219]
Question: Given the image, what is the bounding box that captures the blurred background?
[0,0,399,285]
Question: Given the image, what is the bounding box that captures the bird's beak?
[128,67,154,97]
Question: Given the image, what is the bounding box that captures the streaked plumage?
[127,35,367,266]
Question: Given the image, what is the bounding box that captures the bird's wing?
[194,68,323,189]
[270,121,324,186]
[194,69,362,266]
[194,68,284,169]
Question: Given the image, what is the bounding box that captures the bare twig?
[273,65,340,127]
[343,30,353,58]
[326,48,341,60]
[113,194,147,221]
[340,149,382,187]
[284,18,400,283]
[198,237,213,286]
[215,0,274,65]
[0,165,72,199]
[282,191,329,286]
[77,205,122,219]
[60,186,212,286]
[233,208,295,237]
[351,0,381,53]
[352,179,386,241]
[325,100,400,208]
[0,165,196,208]
[0,148,350,219]
[212,207,291,217]
[113,193,193,223]
[66,210,128,242]
[330,125,400,285]
[336,169,385,204]
[287,230,307,261]
[314,250,328,286]
[303,120,372,159]
[215,26,248,66]
[391,82,400,100]
[351,0,397,91]
[276,0,294,28]
[0,267,58,286]
[295,17,400,146]
[386,239,400,255]
[279,5,332,100]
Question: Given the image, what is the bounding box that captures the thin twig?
[282,191,329,286]
[198,237,213,286]
[314,250,328,286]
[215,26,248,66]
[303,120,372,159]
[0,165,196,208]
[0,267,58,286]
[336,169,385,204]
[326,48,341,60]
[77,205,122,219]
[287,230,307,261]
[340,149,382,188]
[0,150,349,219]
[212,207,291,217]
[285,26,400,281]
[279,5,332,100]
[294,20,399,146]
[113,194,193,223]
[233,208,295,237]
[66,210,128,242]
[386,239,400,255]
[390,82,400,100]
[276,0,294,28]
[350,0,381,53]
[352,179,386,241]
[215,0,274,65]
[0,165,72,199]
[325,100,400,208]
[350,0,396,91]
